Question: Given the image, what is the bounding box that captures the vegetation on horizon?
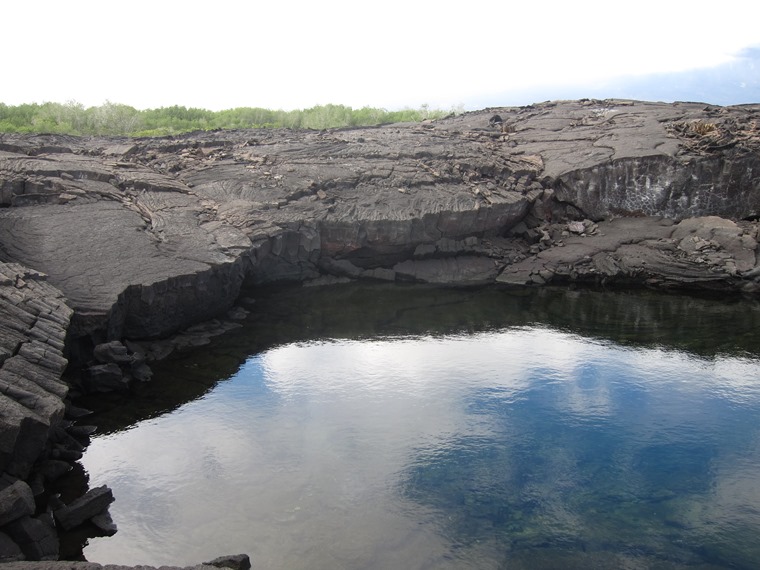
[0,100,455,137]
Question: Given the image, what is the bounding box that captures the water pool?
[77,286,760,569]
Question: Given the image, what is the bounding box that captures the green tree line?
[0,100,453,137]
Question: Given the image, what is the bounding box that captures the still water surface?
[80,285,760,569]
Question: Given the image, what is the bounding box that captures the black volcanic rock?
[1,100,759,344]
[4,515,58,560]
[53,485,114,531]
[0,481,35,527]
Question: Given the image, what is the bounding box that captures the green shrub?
[0,101,457,137]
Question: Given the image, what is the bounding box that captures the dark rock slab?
[0,263,71,479]
[129,361,153,382]
[205,554,251,570]
[0,480,35,527]
[0,201,249,340]
[497,216,759,292]
[53,484,114,531]
[5,515,58,560]
[0,530,24,562]
[82,363,129,394]
[37,460,72,483]
[92,340,133,364]
[90,510,117,536]
[394,256,502,284]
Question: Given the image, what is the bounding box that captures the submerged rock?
[90,511,117,537]
[53,485,114,531]
[92,341,133,364]
[82,363,129,393]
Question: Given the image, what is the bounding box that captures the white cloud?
[5,1,760,110]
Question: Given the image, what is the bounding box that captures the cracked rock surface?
[0,262,71,480]
[1,99,759,344]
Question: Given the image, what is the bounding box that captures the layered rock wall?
[554,153,760,220]
[0,263,72,560]
[108,258,249,340]
[0,263,70,479]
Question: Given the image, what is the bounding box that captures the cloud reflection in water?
[82,327,760,569]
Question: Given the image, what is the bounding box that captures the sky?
[4,0,760,111]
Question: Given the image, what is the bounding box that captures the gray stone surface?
[0,481,34,527]
[496,216,759,292]
[0,530,23,562]
[205,554,251,570]
[5,515,58,560]
[54,485,115,531]
[82,363,129,394]
[0,262,76,560]
[93,341,133,364]
[90,510,117,536]
[0,263,71,479]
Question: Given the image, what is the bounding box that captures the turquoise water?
[79,286,760,569]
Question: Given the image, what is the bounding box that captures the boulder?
[205,554,252,570]
[0,481,35,527]
[37,460,72,483]
[0,530,23,562]
[92,341,133,364]
[394,256,501,285]
[82,363,128,394]
[4,515,58,561]
[54,485,114,531]
[129,361,153,382]
[90,511,117,536]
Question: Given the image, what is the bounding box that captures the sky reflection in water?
[82,317,760,569]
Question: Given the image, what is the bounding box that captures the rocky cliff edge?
[1,99,759,345]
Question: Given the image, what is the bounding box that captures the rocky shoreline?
[0,553,251,570]
[1,99,759,565]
